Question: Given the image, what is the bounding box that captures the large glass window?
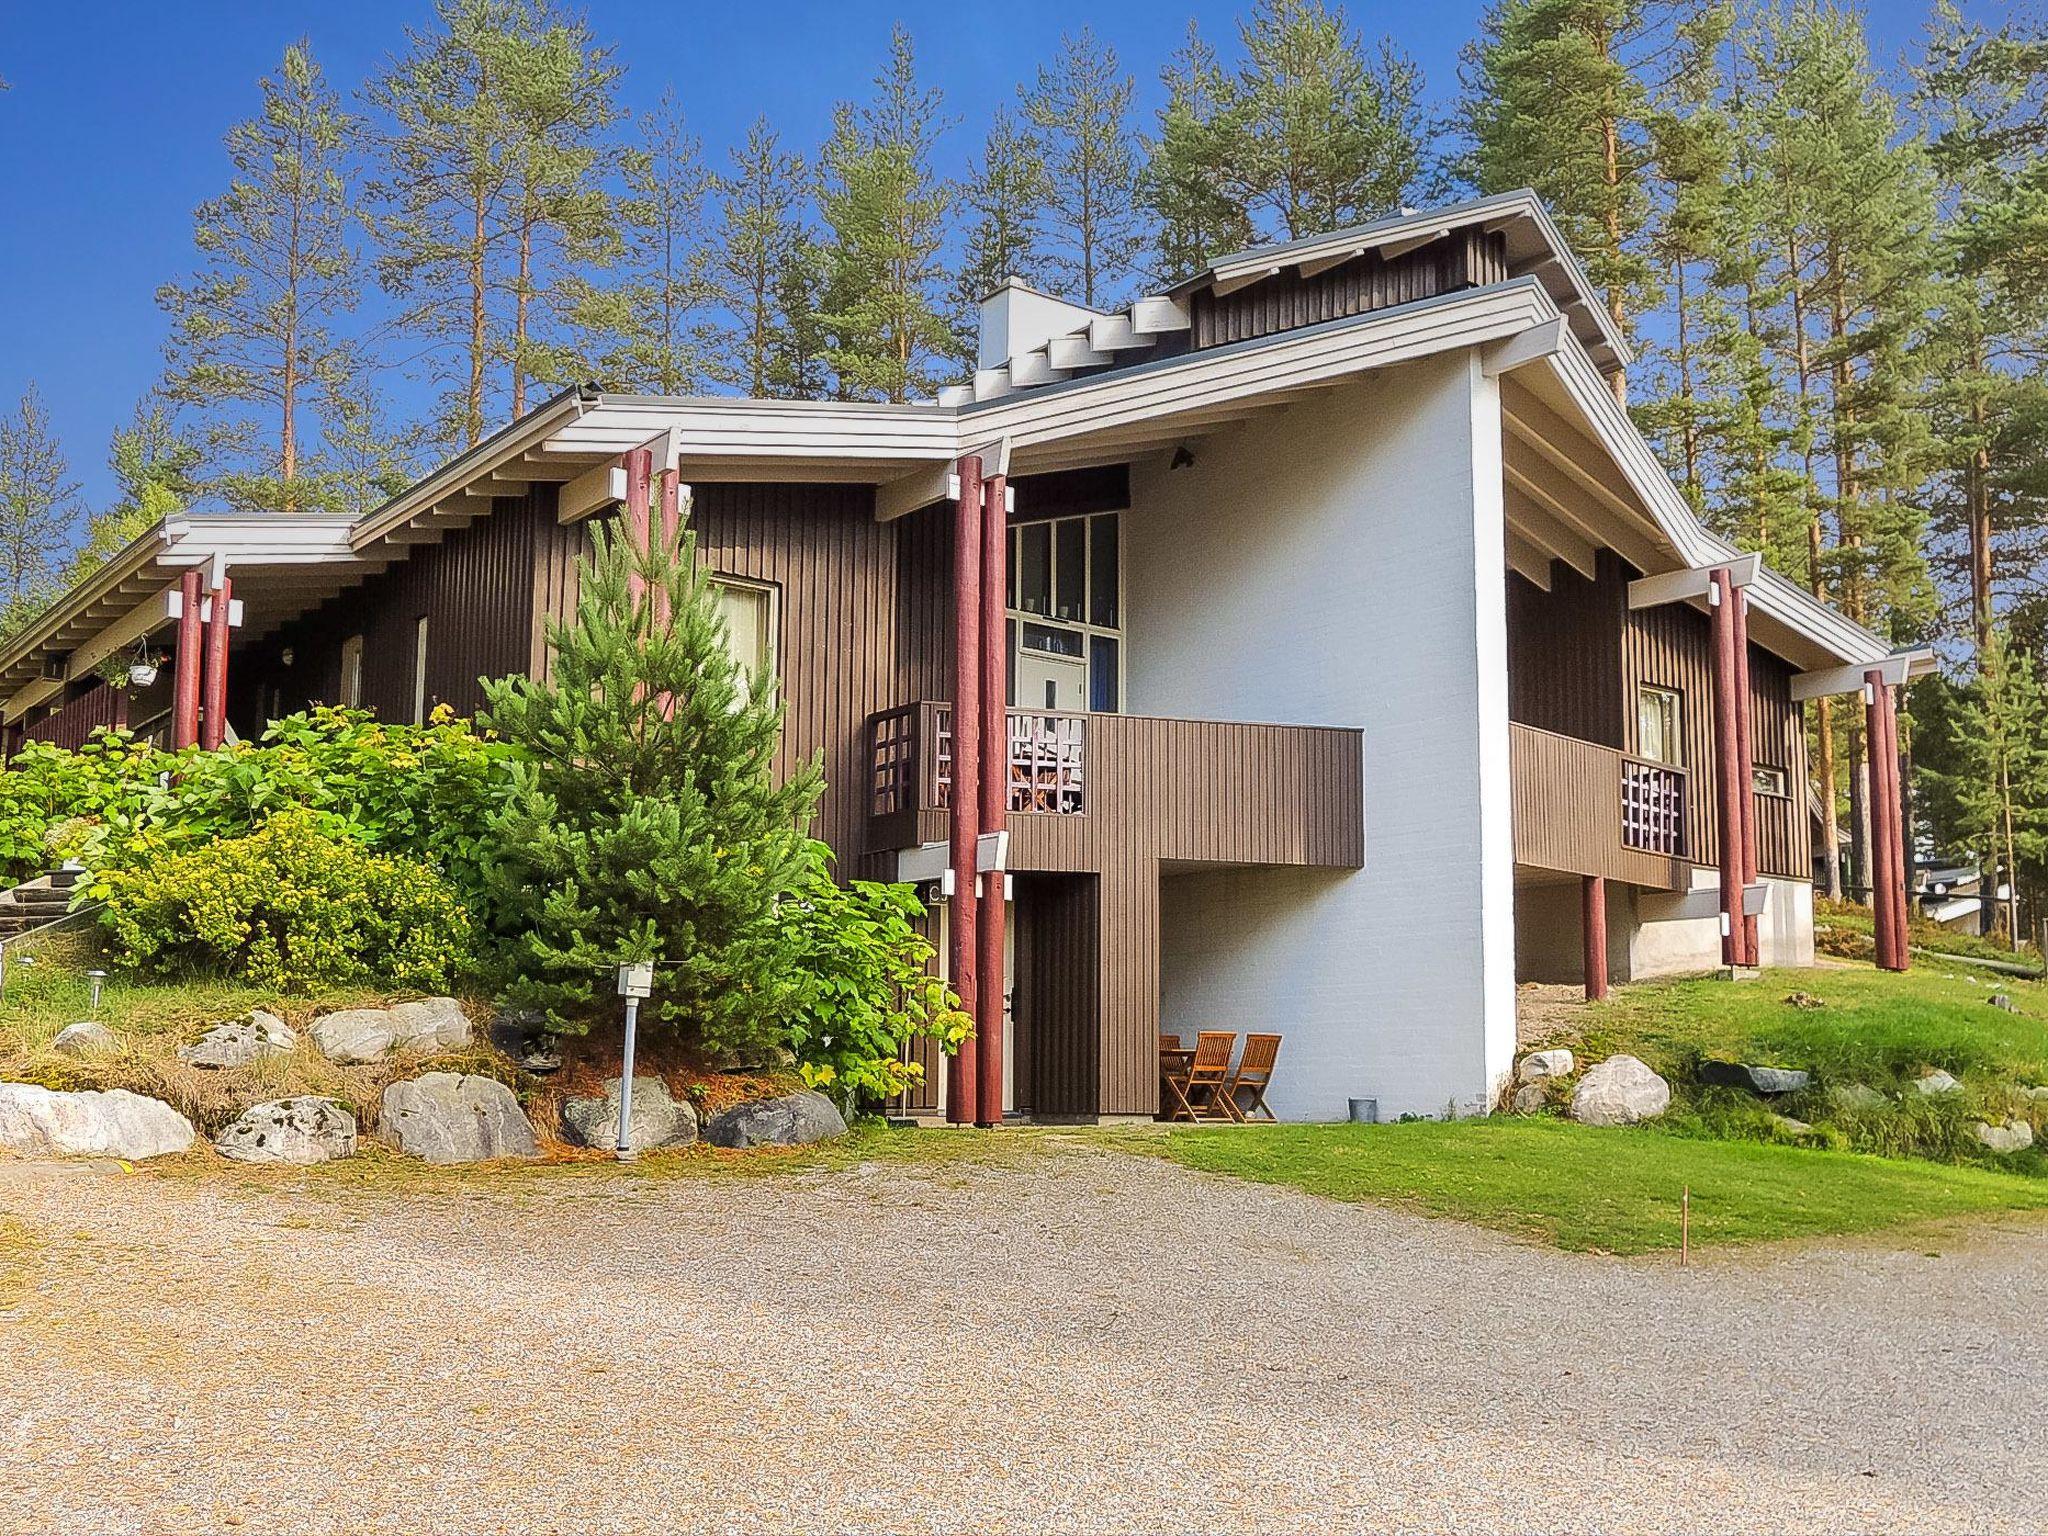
[1006,511,1122,714]
[1636,684,1682,765]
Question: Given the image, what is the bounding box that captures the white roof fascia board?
[1088,313,1143,351]
[1482,316,1567,379]
[352,388,588,550]
[1536,343,1889,668]
[0,521,173,682]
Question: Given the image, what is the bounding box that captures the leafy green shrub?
[0,707,517,910]
[99,809,472,993]
[775,864,969,1107]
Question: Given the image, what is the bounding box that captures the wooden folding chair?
[1186,1031,1243,1122]
[1158,1034,1198,1121]
[1226,1033,1281,1122]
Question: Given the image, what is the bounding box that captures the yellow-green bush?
[99,809,471,993]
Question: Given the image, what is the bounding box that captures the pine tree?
[1143,22,1256,283]
[68,400,203,581]
[1020,28,1143,307]
[368,0,617,446]
[0,384,82,635]
[322,383,423,517]
[567,88,709,395]
[1225,0,1427,240]
[1140,2,1423,278]
[1740,3,1938,901]
[705,116,810,397]
[157,41,359,512]
[477,497,823,1049]
[954,106,1051,338]
[817,26,955,402]
[1463,0,1702,382]
[496,7,622,413]
[767,234,833,400]
[1913,1,2048,662]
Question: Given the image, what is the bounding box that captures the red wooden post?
[976,469,1009,1128]
[1867,671,1907,971]
[654,467,681,629]
[947,456,984,1124]
[199,573,233,751]
[1875,684,1908,974]
[1581,874,1609,1002]
[1709,567,1743,967]
[623,447,653,610]
[1731,587,1760,966]
[172,568,203,749]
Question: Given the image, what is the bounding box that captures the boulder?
[703,1090,847,1149]
[379,1073,536,1163]
[1829,1083,1890,1112]
[1989,994,2018,1013]
[1974,1119,2035,1155]
[0,1084,195,1160]
[1510,1082,1550,1115]
[1698,1060,1811,1096]
[561,1074,698,1152]
[215,1097,357,1165]
[1516,1049,1575,1085]
[177,1010,297,1069]
[308,1008,397,1065]
[1569,1055,1670,1127]
[2019,1085,2048,1103]
[388,996,471,1052]
[1783,992,1826,1010]
[1769,1113,1815,1136]
[1913,1070,1962,1096]
[50,1020,120,1058]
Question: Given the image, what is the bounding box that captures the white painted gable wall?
[1123,353,1519,1119]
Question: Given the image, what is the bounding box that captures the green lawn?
[1129,1119,2048,1253]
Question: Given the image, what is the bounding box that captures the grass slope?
[1137,1119,2048,1254]
[1526,961,2048,1169]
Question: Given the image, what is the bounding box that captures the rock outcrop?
[0,1084,195,1159]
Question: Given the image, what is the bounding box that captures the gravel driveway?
[2,1138,2042,1535]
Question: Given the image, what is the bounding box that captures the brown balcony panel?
[1510,722,1689,890]
[19,682,128,752]
[866,701,1362,874]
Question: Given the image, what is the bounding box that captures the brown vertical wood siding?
[253,484,555,722]
[1190,230,1508,351]
[1508,722,1688,889]
[1509,547,1812,886]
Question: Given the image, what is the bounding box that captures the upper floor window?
[712,576,776,686]
[1636,684,1682,766]
[1007,512,1121,713]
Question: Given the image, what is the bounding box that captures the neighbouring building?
[0,191,1930,1122]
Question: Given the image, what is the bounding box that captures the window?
[712,576,775,685]
[1636,684,1682,766]
[339,635,364,709]
[1752,764,1789,798]
[411,616,430,725]
[1006,511,1124,714]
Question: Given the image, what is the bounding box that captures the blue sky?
[0,0,1935,510]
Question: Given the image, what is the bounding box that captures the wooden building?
[0,190,1927,1121]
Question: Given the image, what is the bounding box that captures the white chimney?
[977,277,1106,373]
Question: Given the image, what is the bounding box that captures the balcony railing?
[1620,756,1686,857]
[19,683,128,752]
[1510,722,1689,889]
[869,701,1087,823]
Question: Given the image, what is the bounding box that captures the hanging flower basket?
[128,661,160,688]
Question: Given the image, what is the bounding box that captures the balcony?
[867,701,1363,873]
[18,682,128,752]
[1509,722,1690,890]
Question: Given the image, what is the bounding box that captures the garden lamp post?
[86,969,106,1018]
[614,960,654,1162]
